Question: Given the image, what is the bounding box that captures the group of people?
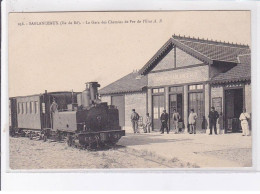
[130,107,251,136]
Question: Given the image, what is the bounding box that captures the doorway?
[169,94,183,131]
[152,95,165,130]
[224,88,243,133]
[188,92,205,133]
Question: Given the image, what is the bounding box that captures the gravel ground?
[9,137,192,169]
[198,148,252,167]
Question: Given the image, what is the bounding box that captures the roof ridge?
[171,37,213,62]
[172,34,249,48]
[237,53,251,57]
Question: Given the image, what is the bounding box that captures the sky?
[9,11,251,97]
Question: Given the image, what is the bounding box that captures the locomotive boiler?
[51,82,125,148]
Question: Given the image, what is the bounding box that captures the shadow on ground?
[119,133,193,146]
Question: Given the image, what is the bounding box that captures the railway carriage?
[9,82,125,149]
[9,91,78,137]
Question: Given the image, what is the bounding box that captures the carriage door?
[188,88,205,132]
[152,88,165,131]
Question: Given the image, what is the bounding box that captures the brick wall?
[101,92,147,132]
[124,92,147,131]
[148,65,209,87]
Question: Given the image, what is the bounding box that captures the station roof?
[139,35,250,75]
[210,54,251,84]
[99,72,148,95]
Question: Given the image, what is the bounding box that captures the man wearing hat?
[131,109,140,133]
[160,109,169,134]
[208,106,219,135]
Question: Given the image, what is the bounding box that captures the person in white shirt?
[188,109,198,134]
[172,108,180,134]
[239,108,250,136]
[145,113,152,133]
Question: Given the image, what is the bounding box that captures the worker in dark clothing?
[208,106,219,135]
[50,99,58,129]
[160,110,169,134]
[131,109,140,134]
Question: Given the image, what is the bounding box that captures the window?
[197,84,203,90]
[27,102,30,114]
[169,86,183,93]
[17,103,21,114]
[21,103,24,114]
[23,102,27,114]
[30,101,34,114]
[159,88,164,93]
[35,101,39,114]
[20,103,22,114]
[189,85,196,90]
[189,84,204,90]
[152,88,164,93]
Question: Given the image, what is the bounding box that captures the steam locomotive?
[9,82,125,149]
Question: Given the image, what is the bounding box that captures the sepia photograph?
[8,10,252,170]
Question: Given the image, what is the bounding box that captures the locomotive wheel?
[21,131,26,137]
[67,135,74,147]
[56,132,62,142]
[43,135,47,142]
[29,133,33,140]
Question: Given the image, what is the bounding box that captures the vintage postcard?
[8,10,252,170]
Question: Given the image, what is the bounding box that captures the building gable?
[176,48,202,68]
[152,47,203,72]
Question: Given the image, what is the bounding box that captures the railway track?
[17,136,176,168]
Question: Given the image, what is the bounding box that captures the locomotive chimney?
[86,82,100,102]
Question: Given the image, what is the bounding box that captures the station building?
[100,35,251,133]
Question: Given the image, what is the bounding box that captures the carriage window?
[27,102,30,114]
[22,103,26,114]
[17,103,21,114]
[30,101,34,114]
[35,101,39,113]
[20,103,23,114]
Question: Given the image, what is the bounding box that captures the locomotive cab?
[52,82,125,148]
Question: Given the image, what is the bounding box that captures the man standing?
[160,110,169,134]
[50,99,58,129]
[208,106,219,135]
[188,109,197,134]
[131,109,139,134]
[145,113,152,133]
[239,108,250,136]
[172,108,180,134]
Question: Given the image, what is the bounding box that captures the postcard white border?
[1,0,260,190]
